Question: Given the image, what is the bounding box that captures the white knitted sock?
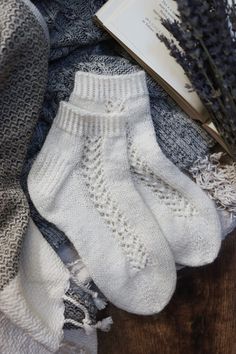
[28,99,176,315]
[69,71,222,267]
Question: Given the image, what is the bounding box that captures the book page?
[96,0,127,22]
[96,0,208,118]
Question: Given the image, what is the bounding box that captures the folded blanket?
[0,0,49,344]
[0,219,70,352]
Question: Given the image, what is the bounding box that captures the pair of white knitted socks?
[28,71,221,315]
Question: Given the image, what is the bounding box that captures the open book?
[95,0,231,154]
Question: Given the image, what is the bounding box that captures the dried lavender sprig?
[174,1,236,145]
[161,3,236,106]
[171,0,236,100]
[158,18,228,118]
[157,0,236,156]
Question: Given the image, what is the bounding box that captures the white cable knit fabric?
[69,71,222,267]
[0,219,70,353]
[28,98,176,315]
[0,311,52,354]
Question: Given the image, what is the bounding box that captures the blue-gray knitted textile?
[24,0,216,329]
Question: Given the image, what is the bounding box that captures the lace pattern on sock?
[80,136,149,271]
[128,141,198,217]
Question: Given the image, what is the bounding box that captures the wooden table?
[98,230,236,354]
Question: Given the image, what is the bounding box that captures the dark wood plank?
[98,230,236,354]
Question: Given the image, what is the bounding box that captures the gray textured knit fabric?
[0,0,49,291]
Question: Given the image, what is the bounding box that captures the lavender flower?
[157,0,236,159]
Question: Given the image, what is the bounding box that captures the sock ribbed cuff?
[70,71,148,103]
[54,100,149,136]
[54,101,127,136]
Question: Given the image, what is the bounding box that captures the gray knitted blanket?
[0,0,48,314]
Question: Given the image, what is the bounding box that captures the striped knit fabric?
[0,0,48,307]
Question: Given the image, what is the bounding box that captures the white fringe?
[64,316,113,335]
[63,294,112,335]
[94,317,113,332]
[189,152,236,214]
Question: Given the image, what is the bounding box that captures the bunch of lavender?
[157,0,236,159]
